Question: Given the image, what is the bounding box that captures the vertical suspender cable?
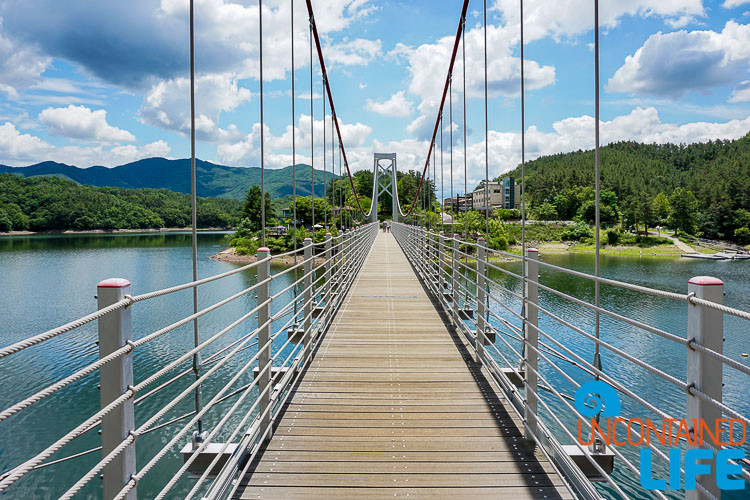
[483,0,489,236]
[291,0,298,321]
[462,15,467,242]
[594,0,601,373]
[188,0,203,436]
[334,101,336,227]
[309,19,314,229]
[259,0,266,247]
[440,114,444,227]
[449,80,454,214]
[432,131,436,229]
[323,78,327,229]
[520,0,527,350]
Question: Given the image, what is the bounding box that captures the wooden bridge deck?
[237,232,573,499]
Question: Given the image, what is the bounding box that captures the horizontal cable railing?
[393,222,750,500]
[0,222,379,498]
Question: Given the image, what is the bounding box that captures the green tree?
[0,208,12,232]
[668,187,699,236]
[734,227,750,244]
[295,196,332,227]
[242,186,273,231]
[651,192,670,234]
[532,202,557,221]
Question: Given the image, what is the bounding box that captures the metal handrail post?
[439,232,446,295]
[686,276,724,500]
[524,248,539,441]
[97,278,137,500]
[324,233,332,325]
[256,246,272,440]
[476,238,487,364]
[452,238,459,326]
[303,238,313,363]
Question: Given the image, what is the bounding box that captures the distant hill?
[0,157,337,200]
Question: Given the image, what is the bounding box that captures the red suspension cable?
[304,0,368,218]
[401,0,470,217]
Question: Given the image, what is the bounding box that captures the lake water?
[0,232,748,498]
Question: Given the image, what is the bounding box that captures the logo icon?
[574,380,621,418]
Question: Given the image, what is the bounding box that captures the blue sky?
[1,0,750,194]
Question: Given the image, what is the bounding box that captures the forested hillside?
[501,133,750,240]
[0,158,336,200]
[0,174,243,232]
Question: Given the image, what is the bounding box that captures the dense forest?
[0,174,243,232]
[500,133,750,241]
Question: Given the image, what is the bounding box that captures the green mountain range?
[0,157,337,200]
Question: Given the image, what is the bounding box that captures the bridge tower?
[371,153,399,223]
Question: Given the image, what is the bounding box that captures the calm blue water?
[0,232,305,498]
[477,252,750,499]
[0,233,748,498]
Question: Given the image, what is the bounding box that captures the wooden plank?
[235,232,571,499]
[238,486,573,499]
[241,472,566,488]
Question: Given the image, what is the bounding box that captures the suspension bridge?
[1,0,749,499]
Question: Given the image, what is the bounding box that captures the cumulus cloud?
[729,80,750,102]
[0,23,51,98]
[39,105,135,143]
[397,23,554,140]
[0,0,378,89]
[217,113,372,166]
[324,38,382,67]
[365,91,413,117]
[331,107,750,200]
[722,0,750,8]
[607,21,750,97]
[494,0,705,42]
[0,121,170,166]
[140,74,252,141]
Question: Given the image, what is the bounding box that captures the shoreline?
[210,247,325,266]
[1,227,233,236]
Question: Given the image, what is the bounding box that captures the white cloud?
[398,23,554,140]
[0,121,169,166]
[608,21,750,97]
[729,80,750,102]
[324,38,382,67]
[0,122,52,160]
[217,113,372,166]
[494,0,705,42]
[358,82,367,89]
[722,0,750,8]
[0,23,51,98]
[365,91,413,117]
[337,108,750,200]
[140,73,252,141]
[39,105,135,143]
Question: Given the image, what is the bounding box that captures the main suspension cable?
[304,0,368,218]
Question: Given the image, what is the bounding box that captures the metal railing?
[392,222,750,500]
[0,222,378,499]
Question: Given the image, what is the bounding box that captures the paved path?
[237,232,572,499]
